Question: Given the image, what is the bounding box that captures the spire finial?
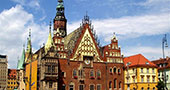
[29,29,31,37]
[49,20,52,31]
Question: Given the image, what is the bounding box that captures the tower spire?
[53,0,67,37]
[45,21,53,53]
[26,29,32,54]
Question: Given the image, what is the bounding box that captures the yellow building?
[124,54,158,90]
[7,69,18,90]
[25,60,38,90]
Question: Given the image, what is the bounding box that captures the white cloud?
[11,0,40,9]
[122,46,170,60]
[0,5,48,68]
[136,0,170,13]
[68,13,170,42]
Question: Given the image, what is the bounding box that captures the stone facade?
[0,55,8,90]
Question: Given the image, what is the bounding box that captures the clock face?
[60,30,66,37]
[85,60,90,65]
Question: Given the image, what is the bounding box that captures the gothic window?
[97,85,101,90]
[90,70,94,78]
[113,67,117,74]
[114,79,117,88]
[90,85,94,90]
[119,82,121,88]
[69,82,74,90]
[52,66,55,72]
[49,82,53,88]
[109,81,112,89]
[118,68,121,74]
[48,66,51,72]
[79,85,84,90]
[73,69,77,78]
[97,70,101,79]
[109,68,112,73]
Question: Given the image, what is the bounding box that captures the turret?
[53,0,67,37]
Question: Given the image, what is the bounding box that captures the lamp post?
[162,34,168,90]
[126,62,131,90]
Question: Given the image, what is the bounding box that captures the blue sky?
[0,0,170,69]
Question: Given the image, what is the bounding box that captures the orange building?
[7,69,18,90]
[124,54,158,90]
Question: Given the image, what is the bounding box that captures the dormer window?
[146,62,149,65]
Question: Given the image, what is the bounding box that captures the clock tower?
[53,0,67,37]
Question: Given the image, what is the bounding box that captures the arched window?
[119,82,121,88]
[114,79,117,88]
[69,82,74,90]
[90,70,94,79]
[141,87,144,90]
[97,70,101,79]
[153,87,155,90]
[118,68,121,74]
[109,81,112,89]
[114,67,117,74]
[73,69,77,78]
[109,68,112,73]
[147,87,150,90]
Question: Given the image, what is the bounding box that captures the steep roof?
[45,29,53,53]
[124,54,157,68]
[17,47,25,70]
[64,27,82,53]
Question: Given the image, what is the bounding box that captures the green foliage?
[156,81,165,90]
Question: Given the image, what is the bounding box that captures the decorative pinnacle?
[49,21,52,31]
[29,29,31,38]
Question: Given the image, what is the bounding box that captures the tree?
[156,81,165,90]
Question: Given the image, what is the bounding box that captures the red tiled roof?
[8,69,17,79]
[124,54,157,68]
[152,58,170,70]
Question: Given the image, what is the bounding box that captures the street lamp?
[162,34,168,59]
[162,34,168,90]
[126,62,131,90]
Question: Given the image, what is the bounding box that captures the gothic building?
[17,0,124,90]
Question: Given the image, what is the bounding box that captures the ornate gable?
[71,25,102,62]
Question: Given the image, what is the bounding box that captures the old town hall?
[17,0,124,90]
